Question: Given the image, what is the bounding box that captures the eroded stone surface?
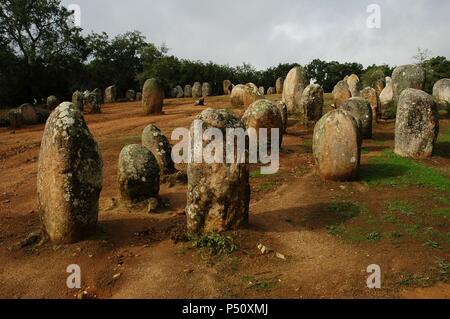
[282,66,307,113]
[298,84,324,124]
[341,97,373,139]
[332,80,352,108]
[142,78,164,114]
[142,124,176,175]
[230,84,263,107]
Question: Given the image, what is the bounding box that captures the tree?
[421,56,450,94]
[360,64,393,89]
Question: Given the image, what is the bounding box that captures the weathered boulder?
[258,86,265,95]
[346,74,361,97]
[230,84,263,107]
[186,109,250,234]
[374,78,385,97]
[192,82,202,98]
[92,88,102,104]
[313,110,361,181]
[104,85,117,103]
[72,90,83,111]
[17,103,39,125]
[184,85,192,98]
[136,92,142,101]
[47,95,59,110]
[142,124,176,175]
[332,80,352,108]
[341,97,373,139]
[246,83,259,94]
[195,98,205,106]
[276,101,288,134]
[118,144,160,203]
[298,84,324,124]
[223,80,233,95]
[171,87,178,98]
[276,77,284,94]
[126,89,136,101]
[242,99,283,147]
[142,78,164,114]
[175,85,184,98]
[8,109,23,129]
[379,76,395,119]
[361,87,379,121]
[433,78,450,111]
[84,91,101,114]
[37,102,103,243]
[202,82,212,97]
[267,87,276,95]
[392,64,426,107]
[394,89,439,159]
[282,66,307,113]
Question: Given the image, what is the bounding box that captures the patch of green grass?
[241,275,281,291]
[259,182,279,191]
[386,200,415,216]
[398,273,431,287]
[423,239,441,249]
[326,225,345,236]
[388,231,403,244]
[327,201,361,219]
[435,258,449,281]
[366,231,382,242]
[122,135,141,145]
[361,150,450,192]
[190,232,237,255]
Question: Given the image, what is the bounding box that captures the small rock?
[113,273,121,280]
[276,252,286,260]
[77,291,89,299]
[257,243,272,255]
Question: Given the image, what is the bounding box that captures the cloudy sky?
[61,0,450,69]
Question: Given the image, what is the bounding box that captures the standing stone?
[202,82,212,97]
[267,87,276,95]
[361,87,379,121]
[126,89,136,101]
[118,144,160,203]
[392,64,426,107]
[258,87,265,95]
[192,82,202,98]
[136,92,142,101]
[242,99,283,147]
[8,109,23,129]
[142,124,176,175]
[230,84,263,107]
[341,97,373,139]
[223,80,233,95]
[104,85,117,103]
[395,89,439,159]
[276,101,288,134]
[184,85,192,98]
[186,109,250,234]
[346,74,361,97]
[298,84,324,124]
[246,83,259,94]
[313,110,361,181]
[47,96,59,110]
[175,85,184,98]
[379,76,395,119]
[282,66,307,113]
[171,87,178,98]
[85,91,101,114]
[276,77,284,94]
[433,78,450,111]
[332,80,352,108]
[92,88,102,104]
[72,90,83,111]
[37,102,103,243]
[142,78,164,114]
[374,78,385,97]
[18,103,39,125]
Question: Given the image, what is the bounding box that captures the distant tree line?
[1,0,449,108]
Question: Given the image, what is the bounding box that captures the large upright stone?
[223,80,233,95]
[118,144,160,203]
[230,84,263,107]
[104,85,117,103]
[18,103,39,125]
[175,85,184,98]
[186,109,250,234]
[126,89,136,101]
[392,64,426,106]
[298,84,324,124]
[202,82,212,97]
[361,87,379,121]
[242,99,283,147]
[136,92,142,101]
[258,86,265,96]
[346,74,361,97]
[276,101,288,134]
[47,96,59,110]
[276,77,284,94]
[92,88,102,104]
[282,66,307,113]
[142,78,164,114]
[374,78,385,97]
[341,97,373,139]
[142,124,176,175]
[267,87,276,95]
[332,80,351,108]
[433,79,450,110]
[246,83,259,94]
[37,102,103,243]
[72,90,83,111]
[313,110,361,181]
[379,76,394,119]
[184,85,192,98]
[395,89,439,159]
[192,82,202,98]
[85,91,101,114]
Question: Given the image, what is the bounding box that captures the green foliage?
[191,232,237,255]
[421,56,450,94]
[360,65,393,88]
[327,201,361,219]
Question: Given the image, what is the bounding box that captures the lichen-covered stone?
[192,82,202,98]
[230,84,263,107]
[392,64,426,107]
[126,89,136,101]
[242,99,283,147]
[142,78,164,114]
[246,83,259,94]
[84,91,101,114]
[104,85,117,103]
[341,97,373,139]
[118,144,160,203]
[72,90,83,111]
[276,101,288,134]
[202,82,212,97]
[186,109,250,234]
[379,76,395,119]
[47,95,59,110]
[142,124,176,175]
[175,85,184,98]
[267,87,276,95]
[184,85,192,98]
[374,78,385,97]
[92,88,102,104]
[276,77,284,94]
[394,89,439,159]
[223,80,232,95]
[313,110,361,181]
[258,86,265,95]
[332,80,352,108]
[282,66,307,113]
[346,74,361,97]
[433,78,450,111]
[18,103,39,125]
[361,87,379,121]
[298,84,324,124]
[37,102,103,243]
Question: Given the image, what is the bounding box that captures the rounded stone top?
[118,144,160,179]
[196,108,245,130]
